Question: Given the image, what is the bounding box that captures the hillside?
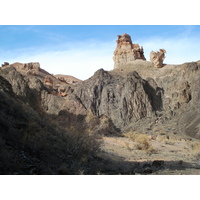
[0,33,200,174]
[0,59,200,175]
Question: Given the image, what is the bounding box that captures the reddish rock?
[150,49,166,68]
[44,76,54,88]
[113,33,146,69]
[11,62,40,71]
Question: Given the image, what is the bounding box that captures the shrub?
[135,134,151,150]
[123,131,156,153]
[189,140,200,160]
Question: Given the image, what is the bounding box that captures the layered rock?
[150,49,166,68]
[113,33,146,69]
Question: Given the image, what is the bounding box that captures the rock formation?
[44,76,54,88]
[1,35,200,175]
[58,86,68,97]
[113,33,146,69]
[54,74,81,85]
[1,62,9,67]
[11,62,40,71]
[150,49,166,68]
[74,69,157,129]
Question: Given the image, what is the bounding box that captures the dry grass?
[156,135,176,145]
[123,131,156,153]
[190,141,200,151]
[189,140,200,159]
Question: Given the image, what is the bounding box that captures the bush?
[123,131,156,153]
[135,134,151,150]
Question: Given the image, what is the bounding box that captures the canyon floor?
[96,133,200,175]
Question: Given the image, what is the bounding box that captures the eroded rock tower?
[113,33,146,69]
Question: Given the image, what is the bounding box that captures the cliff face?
[110,60,200,137]
[0,60,200,139]
[74,69,160,129]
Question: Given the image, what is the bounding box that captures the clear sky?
[0,25,200,80]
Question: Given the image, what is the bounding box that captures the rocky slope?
[0,64,100,174]
[0,57,200,174]
[72,60,200,139]
[111,60,200,137]
[74,69,157,130]
[1,59,199,138]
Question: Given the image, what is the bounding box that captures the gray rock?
[74,69,157,130]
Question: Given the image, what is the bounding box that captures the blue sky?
[0,25,200,80]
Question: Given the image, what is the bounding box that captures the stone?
[150,49,166,68]
[1,62,9,67]
[74,69,156,130]
[58,86,68,97]
[152,160,165,168]
[11,62,40,71]
[113,33,146,69]
[179,81,191,103]
[44,76,54,88]
[24,62,40,71]
[54,74,81,85]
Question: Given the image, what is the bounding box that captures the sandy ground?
[98,135,200,175]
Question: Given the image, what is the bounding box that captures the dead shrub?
[191,141,200,151]
[123,131,156,153]
[135,134,151,150]
[189,140,200,159]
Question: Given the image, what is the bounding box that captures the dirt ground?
[97,135,200,175]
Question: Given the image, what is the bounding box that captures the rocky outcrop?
[11,62,40,71]
[1,58,200,138]
[150,49,166,68]
[1,62,9,67]
[54,74,81,85]
[74,69,159,129]
[0,66,86,116]
[0,69,99,175]
[113,33,146,69]
[44,76,54,88]
[0,52,200,140]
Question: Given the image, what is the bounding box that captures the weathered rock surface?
[1,62,9,67]
[54,74,81,85]
[0,68,99,175]
[0,56,200,175]
[74,69,163,129]
[150,49,166,68]
[1,59,199,139]
[0,65,86,116]
[113,33,146,69]
[11,62,40,71]
[112,60,200,138]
